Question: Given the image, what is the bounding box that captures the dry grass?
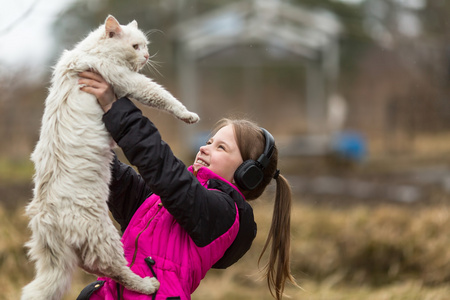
[3,193,450,300]
[192,198,450,299]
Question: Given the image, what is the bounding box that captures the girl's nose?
[199,144,208,154]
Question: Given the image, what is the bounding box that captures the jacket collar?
[187,166,245,199]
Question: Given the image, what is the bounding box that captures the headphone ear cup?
[234,160,264,191]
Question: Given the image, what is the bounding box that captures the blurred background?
[1,0,450,299]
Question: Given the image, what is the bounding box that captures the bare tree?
[0,0,41,36]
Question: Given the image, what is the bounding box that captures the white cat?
[22,15,199,300]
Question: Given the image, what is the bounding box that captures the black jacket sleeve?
[102,99,233,244]
[107,154,152,233]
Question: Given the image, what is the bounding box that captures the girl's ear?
[105,15,122,38]
[128,20,138,28]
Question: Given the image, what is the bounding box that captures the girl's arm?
[103,97,241,247]
[107,153,152,233]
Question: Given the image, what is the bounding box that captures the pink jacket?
[90,167,242,300]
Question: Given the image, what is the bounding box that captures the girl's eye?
[218,145,225,150]
[133,44,139,50]
[206,141,212,145]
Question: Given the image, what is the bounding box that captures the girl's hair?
[212,118,298,300]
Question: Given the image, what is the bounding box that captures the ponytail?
[258,174,298,300]
[213,118,299,298]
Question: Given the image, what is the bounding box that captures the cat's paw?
[141,276,160,294]
[179,112,200,124]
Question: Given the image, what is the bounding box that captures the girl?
[77,71,297,300]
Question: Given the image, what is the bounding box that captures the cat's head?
[100,15,150,72]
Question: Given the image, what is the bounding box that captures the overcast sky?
[0,0,75,73]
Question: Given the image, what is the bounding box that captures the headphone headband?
[256,128,275,170]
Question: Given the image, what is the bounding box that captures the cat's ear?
[105,15,122,38]
[128,20,138,29]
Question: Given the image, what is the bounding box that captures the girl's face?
[193,124,243,183]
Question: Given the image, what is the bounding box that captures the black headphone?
[234,128,275,191]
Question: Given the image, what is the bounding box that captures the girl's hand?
[78,71,117,112]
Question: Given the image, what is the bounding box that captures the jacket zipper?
[118,202,163,299]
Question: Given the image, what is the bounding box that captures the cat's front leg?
[110,71,200,124]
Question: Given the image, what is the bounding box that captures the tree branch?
[0,0,41,36]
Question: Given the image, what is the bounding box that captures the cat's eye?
[133,44,139,50]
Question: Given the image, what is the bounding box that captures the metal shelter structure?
[172,0,342,152]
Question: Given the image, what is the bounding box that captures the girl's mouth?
[195,158,209,167]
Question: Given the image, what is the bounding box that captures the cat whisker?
[145,29,164,40]
[143,29,165,77]
[149,51,159,61]
[145,53,163,77]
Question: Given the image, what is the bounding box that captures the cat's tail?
[21,222,78,300]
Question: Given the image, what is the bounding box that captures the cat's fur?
[22,15,199,300]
